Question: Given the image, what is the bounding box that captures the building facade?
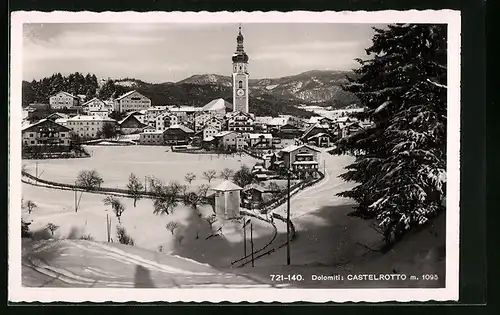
[118,114,149,134]
[114,90,151,112]
[155,112,179,132]
[202,126,219,140]
[139,131,165,145]
[227,111,254,132]
[49,91,80,109]
[278,145,320,178]
[22,119,71,150]
[232,26,250,114]
[67,115,117,138]
[163,125,194,145]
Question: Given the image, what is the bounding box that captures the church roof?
[213,180,243,191]
[203,98,232,111]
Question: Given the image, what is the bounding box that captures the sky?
[22,23,384,83]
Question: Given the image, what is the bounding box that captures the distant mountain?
[22,70,359,117]
[177,70,359,107]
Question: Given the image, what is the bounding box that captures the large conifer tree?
[331,24,447,248]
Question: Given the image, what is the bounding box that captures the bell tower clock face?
[237,89,245,96]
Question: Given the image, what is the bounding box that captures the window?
[238,81,243,89]
[31,141,35,144]
[239,66,242,71]
[29,133,33,138]
[61,133,65,138]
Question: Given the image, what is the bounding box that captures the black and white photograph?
[9,11,461,303]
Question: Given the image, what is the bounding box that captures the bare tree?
[150,180,181,215]
[127,173,144,207]
[116,225,134,245]
[184,172,196,185]
[202,169,217,183]
[166,221,179,235]
[205,214,217,229]
[103,196,125,224]
[47,223,59,236]
[219,168,234,180]
[75,170,104,190]
[24,200,37,214]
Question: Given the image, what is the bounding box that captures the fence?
[22,171,212,203]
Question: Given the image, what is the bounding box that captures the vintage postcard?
[9,10,461,303]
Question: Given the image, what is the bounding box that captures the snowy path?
[22,240,291,288]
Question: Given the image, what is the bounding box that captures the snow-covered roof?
[212,180,243,191]
[54,118,68,124]
[203,136,215,142]
[68,115,116,122]
[81,97,105,106]
[214,130,235,138]
[51,91,79,99]
[243,183,267,193]
[167,124,194,133]
[203,98,231,111]
[254,116,274,124]
[22,118,71,132]
[115,90,138,101]
[307,132,330,139]
[168,106,203,112]
[248,133,273,139]
[281,144,320,153]
[268,117,289,126]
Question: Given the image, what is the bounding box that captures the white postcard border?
[9,10,461,303]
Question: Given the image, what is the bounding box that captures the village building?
[194,112,213,132]
[213,130,247,151]
[202,125,219,140]
[242,183,271,208]
[113,90,151,112]
[118,114,149,134]
[24,103,51,122]
[306,132,333,147]
[22,119,71,151]
[145,106,169,125]
[275,144,320,179]
[204,116,224,131]
[163,124,194,145]
[45,112,69,122]
[202,98,230,118]
[82,98,106,114]
[246,133,273,149]
[226,111,254,132]
[278,123,303,139]
[49,91,80,109]
[253,116,273,132]
[155,112,179,132]
[213,180,243,220]
[168,106,204,123]
[139,130,164,145]
[301,123,331,144]
[125,111,147,125]
[67,115,117,139]
[54,118,69,127]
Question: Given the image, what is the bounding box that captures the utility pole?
[250,222,254,267]
[35,161,38,178]
[243,219,247,257]
[144,176,147,193]
[106,213,110,242]
[74,190,77,212]
[286,169,291,266]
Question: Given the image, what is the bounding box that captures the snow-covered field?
[23,145,259,189]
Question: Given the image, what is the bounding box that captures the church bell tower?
[232,25,249,114]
